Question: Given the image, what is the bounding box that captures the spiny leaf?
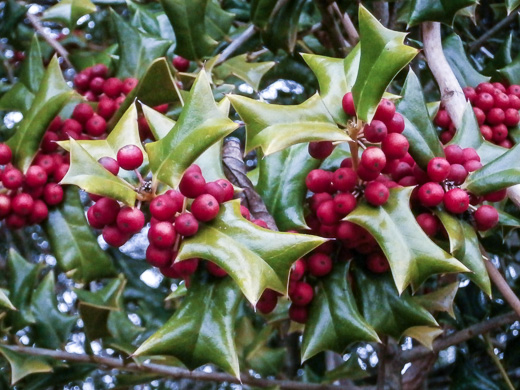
[6,55,75,173]
[403,326,443,350]
[134,277,242,378]
[397,69,444,169]
[59,139,138,206]
[177,200,326,305]
[407,0,478,27]
[250,0,277,29]
[146,70,238,188]
[352,5,418,123]
[160,0,217,60]
[214,54,275,91]
[229,94,350,156]
[205,0,235,41]
[0,345,53,385]
[42,0,96,28]
[506,0,520,14]
[413,282,459,318]
[256,143,320,231]
[346,187,468,294]
[301,263,380,362]
[0,290,15,311]
[261,0,306,53]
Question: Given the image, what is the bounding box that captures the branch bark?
[215,25,256,66]
[421,22,466,128]
[469,10,519,53]
[314,0,349,57]
[484,259,520,317]
[331,2,359,46]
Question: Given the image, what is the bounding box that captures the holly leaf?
[42,0,96,28]
[250,0,277,29]
[443,34,489,88]
[0,290,15,311]
[497,52,520,86]
[146,69,238,188]
[214,54,275,91]
[30,271,78,349]
[397,69,444,169]
[435,211,491,296]
[229,94,350,156]
[403,326,443,349]
[352,5,418,123]
[506,0,520,14]
[256,143,320,231]
[302,45,360,126]
[301,263,380,362]
[177,201,326,304]
[354,269,438,340]
[59,139,138,206]
[241,324,285,377]
[324,355,370,382]
[160,0,217,60]
[111,10,171,79]
[0,346,53,385]
[6,55,75,173]
[134,277,242,378]
[413,282,459,318]
[407,0,478,27]
[205,0,235,41]
[261,0,306,53]
[346,187,468,294]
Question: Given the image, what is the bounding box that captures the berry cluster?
[435,81,520,147]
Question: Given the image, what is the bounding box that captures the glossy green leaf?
[506,0,520,13]
[464,143,520,195]
[60,139,138,205]
[6,56,75,173]
[42,0,96,28]
[403,326,443,349]
[354,269,438,339]
[442,34,489,88]
[6,249,41,330]
[215,54,275,91]
[256,144,320,231]
[346,188,468,294]
[229,94,350,156]
[261,0,306,53]
[435,212,491,296]
[31,271,78,349]
[178,201,326,304]
[111,10,171,79]
[397,69,444,169]
[134,277,242,378]
[324,356,370,382]
[205,0,235,41]
[146,70,238,188]
[413,282,459,318]
[302,46,360,125]
[0,83,34,113]
[0,346,53,385]
[142,104,176,140]
[498,48,520,86]
[0,290,15,311]
[160,0,217,60]
[301,263,380,362]
[242,324,285,377]
[407,0,477,26]
[250,0,277,29]
[352,6,418,123]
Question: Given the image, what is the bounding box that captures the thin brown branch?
[372,2,389,27]
[26,12,74,69]
[331,3,358,46]
[0,344,343,390]
[484,259,520,317]
[400,312,519,362]
[469,10,519,53]
[421,22,466,128]
[314,0,349,57]
[215,25,256,66]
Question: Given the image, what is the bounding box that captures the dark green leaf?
[323,356,370,382]
[256,144,320,231]
[498,50,520,85]
[0,290,15,311]
[301,263,380,362]
[250,0,277,29]
[178,200,326,304]
[229,94,350,156]
[31,271,78,349]
[413,282,459,318]
[242,325,285,377]
[205,0,235,41]
[214,54,275,91]
[506,0,520,13]
[407,0,477,27]
[6,56,75,173]
[20,35,44,94]
[42,0,96,28]
[442,34,489,88]
[261,0,306,53]
[111,10,171,79]
[0,346,52,385]
[346,187,468,294]
[0,83,34,113]
[134,277,242,378]
[397,69,444,169]
[146,70,238,188]
[160,0,217,60]
[352,6,418,123]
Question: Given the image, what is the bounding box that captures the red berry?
[191,194,220,222]
[97,97,117,119]
[476,82,495,94]
[89,77,105,94]
[364,182,389,206]
[340,158,353,168]
[91,197,120,226]
[0,144,13,165]
[87,206,105,229]
[74,73,90,91]
[493,92,510,110]
[103,78,123,98]
[509,94,520,110]
[165,189,185,213]
[447,164,468,185]
[43,183,64,205]
[474,205,499,231]
[12,193,34,216]
[387,113,405,134]
[360,147,386,172]
[475,92,494,111]
[203,182,226,203]
[364,120,388,142]
[206,261,228,278]
[463,86,477,103]
[504,108,520,127]
[172,258,199,278]
[462,148,480,162]
[28,200,48,224]
[306,169,332,193]
[444,144,464,165]
[148,221,176,248]
[41,132,59,153]
[492,124,508,142]
[2,168,23,189]
[333,192,356,217]
[0,194,11,217]
[116,145,143,170]
[98,157,120,176]
[473,107,486,125]
[464,159,482,172]
[391,161,413,182]
[444,188,469,214]
[493,82,507,93]
[6,214,26,229]
[427,157,451,182]
[289,281,314,306]
[434,109,451,129]
[316,200,338,225]
[366,252,390,273]
[418,182,445,207]
[103,225,130,247]
[150,194,177,221]
[480,125,493,141]
[499,139,513,148]
[486,108,505,125]
[215,179,234,201]
[308,141,334,159]
[26,165,48,187]
[413,164,429,184]
[342,92,356,116]
[373,99,395,122]
[160,262,181,278]
[122,78,139,95]
[85,115,107,137]
[62,118,83,136]
[484,189,507,202]
[91,64,108,78]
[256,289,278,314]
[307,253,333,277]
[357,164,380,181]
[179,171,206,198]
[416,213,439,236]
[240,205,251,220]
[507,84,520,96]
[72,103,94,124]
[146,244,172,267]
[253,219,269,228]
[116,207,145,234]
[381,133,409,160]
[175,212,199,236]
[172,56,190,72]
[289,304,308,323]
[332,167,357,192]
[290,259,306,281]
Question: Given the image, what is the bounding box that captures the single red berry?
[256,289,278,314]
[103,225,130,247]
[444,188,469,214]
[240,205,251,220]
[391,161,413,182]
[6,214,26,229]
[357,164,380,181]
[462,148,480,162]
[373,99,396,122]
[191,194,220,222]
[121,78,139,95]
[145,244,172,267]
[316,199,339,225]
[364,120,388,142]
[473,107,486,125]
[87,206,105,229]
[103,78,123,98]
[340,158,353,168]
[206,261,228,278]
[28,200,49,224]
[91,64,108,78]
[148,221,176,248]
[175,212,199,236]
[381,133,409,159]
[332,167,357,192]
[0,194,11,217]
[416,213,439,237]
[116,207,145,234]
[150,194,177,221]
[319,224,337,238]
[289,304,308,323]
[74,73,91,91]
[476,82,495,94]
[418,182,445,207]
[91,197,120,226]
[116,145,143,170]
[89,76,105,94]
[289,281,314,306]
[2,168,23,189]
[360,147,387,172]
[154,104,169,114]
[475,92,494,111]
[41,132,59,153]
[387,113,405,134]
[172,258,199,278]
[306,169,333,193]
[203,182,226,203]
[504,108,520,127]
[484,189,507,202]
[463,86,477,103]
[215,179,234,201]
[43,183,64,205]
[366,252,390,273]
[474,205,499,231]
[447,164,468,185]
[364,181,389,206]
[507,84,520,96]
[427,157,451,182]
[26,165,48,187]
[491,124,508,142]
[97,97,117,119]
[464,159,482,172]
[499,139,513,148]
[83,90,96,102]
[62,118,83,136]
[308,141,334,159]
[172,56,190,72]
[179,171,206,198]
[342,92,356,116]
[72,103,94,124]
[85,115,107,137]
[165,189,185,213]
[0,144,13,165]
[307,253,333,277]
[12,193,34,216]
[444,144,464,165]
[480,125,493,141]
[493,92,510,110]
[493,82,507,93]
[290,259,306,281]
[98,157,120,176]
[160,262,181,278]
[434,109,452,129]
[509,94,520,110]
[398,176,417,186]
[486,108,505,125]
[253,219,269,228]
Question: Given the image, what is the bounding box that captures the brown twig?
[26,12,74,69]
[215,25,257,66]
[331,3,359,46]
[484,259,520,317]
[469,10,520,53]
[314,0,348,57]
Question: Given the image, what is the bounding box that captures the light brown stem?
[484,259,520,317]
[331,3,358,46]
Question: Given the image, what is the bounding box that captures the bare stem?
[484,258,520,317]
[314,0,348,57]
[331,2,359,46]
[469,10,520,53]
[215,25,256,65]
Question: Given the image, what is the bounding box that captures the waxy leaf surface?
[0,346,52,385]
[215,54,275,91]
[42,0,96,28]
[407,0,477,26]
[443,34,489,88]
[413,282,459,318]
